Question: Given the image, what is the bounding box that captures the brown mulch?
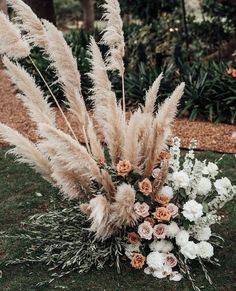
[0,69,236,154]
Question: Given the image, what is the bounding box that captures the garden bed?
[0,69,236,153]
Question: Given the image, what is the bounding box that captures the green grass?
[0,147,235,291]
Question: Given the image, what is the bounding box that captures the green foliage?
[1,205,122,286]
[178,61,236,123]
[54,0,82,27]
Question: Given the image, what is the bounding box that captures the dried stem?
[29,56,77,141]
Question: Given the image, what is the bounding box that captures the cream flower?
[180,241,198,260]
[172,171,190,189]
[146,251,164,270]
[203,162,218,178]
[160,186,174,199]
[169,271,183,281]
[182,200,203,222]
[153,265,172,278]
[134,202,150,218]
[138,221,153,240]
[214,177,232,195]
[194,226,211,241]
[149,239,174,253]
[175,230,189,246]
[197,177,212,196]
[166,221,180,238]
[197,241,214,258]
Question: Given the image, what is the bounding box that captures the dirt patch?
[0,70,236,153]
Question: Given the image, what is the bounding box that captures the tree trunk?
[23,0,56,25]
[82,0,94,32]
[0,0,7,14]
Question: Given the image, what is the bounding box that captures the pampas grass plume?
[0,11,30,58]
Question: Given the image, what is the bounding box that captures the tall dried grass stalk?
[101,0,125,76]
[3,57,55,129]
[42,20,88,133]
[144,73,163,114]
[101,0,126,113]
[38,124,102,187]
[7,0,46,48]
[0,123,52,182]
[144,83,185,176]
[0,11,30,58]
[88,37,125,165]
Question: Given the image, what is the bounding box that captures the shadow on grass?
[0,147,235,290]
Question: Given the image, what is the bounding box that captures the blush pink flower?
[134,202,150,218]
[153,224,167,239]
[138,221,153,240]
[165,253,177,268]
[166,203,179,218]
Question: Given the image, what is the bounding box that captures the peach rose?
[153,224,167,239]
[159,151,171,160]
[154,207,172,221]
[165,253,177,268]
[138,178,152,196]
[155,194,170,205]
[117,160,132,176]
[128,232,140,244]
[131,253,145,269]
[134,202,150,217]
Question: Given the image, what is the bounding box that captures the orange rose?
[128,232,140,244]
[159,151,171,160]
[155,194,170,205]
[138,178,152,196]
[131,253,145,269]
[117,160,132,176]
[154,207,172,221]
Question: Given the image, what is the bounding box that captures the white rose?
[197,241,214,258]
[175,230,189,246]
[197,177,212,196]
[166,221,180,238]
[169,271,183,281]
[146,251,164,269]
[160,186,174,199]
[172,171,190,189]
[149,239,173,253]
[153,265,172,278]
[203,162,218,178]
[214,177,232,195]
[180,241,198,259]
[194,226,211,241]
[182,200,203,222]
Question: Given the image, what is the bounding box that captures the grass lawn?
[0,147,235,291]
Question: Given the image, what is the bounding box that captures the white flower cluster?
[124,138,234,286]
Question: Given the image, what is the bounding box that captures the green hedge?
[19,30,236,124]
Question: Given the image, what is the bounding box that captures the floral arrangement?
[0,0,235,290]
